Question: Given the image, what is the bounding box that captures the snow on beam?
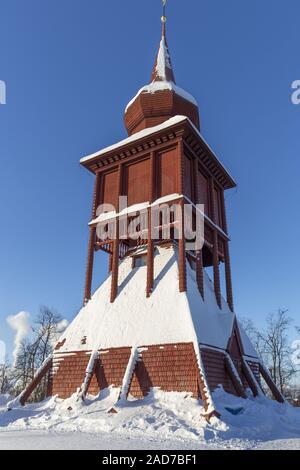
[107,347,140,414]
[193,341,220,422]
[242,357,264,398]
[259,363,285,404]
[75,350,99,403]
[224,354,247,399]
[7,355,53,410]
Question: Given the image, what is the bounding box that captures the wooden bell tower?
[81,12,236,312]
[15,2,286,413]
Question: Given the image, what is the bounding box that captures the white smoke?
[6,311,31,367]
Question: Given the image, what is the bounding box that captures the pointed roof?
[151,22,176,83]
[124,17,200,135]
[54,245,257,358]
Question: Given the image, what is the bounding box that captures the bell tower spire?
[151,2,176,83]
[124,0,200,135]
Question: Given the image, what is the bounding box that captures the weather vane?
[161,0,167,23]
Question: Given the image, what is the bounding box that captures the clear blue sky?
[0,0,299,358]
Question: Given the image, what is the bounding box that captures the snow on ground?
[0,388,300,450]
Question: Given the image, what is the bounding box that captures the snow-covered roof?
[80,116,186,164]
[124,81,198,114]
[55,245,255,358]
[124,31,198,114]
[80,116,236,187]
[155,36,173,81]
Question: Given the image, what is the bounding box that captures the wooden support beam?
[110,164,122,303]
[84,227,96,305]
[108,253,113,273]
[221,191,234,312]
[196,249,204,299]
[177,140,187,292]
[213,230,222,308]
[259,363,285,403]
[76,351,99,402]
[7,355,53,408]
[146,151,155,298]
[110,218,119,303]
[83,172,101,304]
[146,208,154,297]
[178,199,187,292]
[224,241,234,312]
[224,355,247,399]
[241,358,262,398]
[107,347,140,414]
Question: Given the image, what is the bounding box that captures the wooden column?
[224,241,234,312]
[146,152,155,297]
[213,230,222,308]
[178,139,187,293]
[110,164,122,303]
[259,363,285,403]
[108,254,113,273]
[196,250,204,299]
[84,171,101,304]
[209,176,221,308]
[193,155,204,298]
[221,191,234,312]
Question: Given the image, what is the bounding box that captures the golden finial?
[161,0,167,24]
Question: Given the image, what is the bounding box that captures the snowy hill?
[1,389,300,450]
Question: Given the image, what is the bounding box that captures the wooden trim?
[86,137,182,174]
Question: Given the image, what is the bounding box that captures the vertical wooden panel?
[157,148,178,197]
[102,171,118,209]
[126,159,150,206]
[184,154,192,200]
[213,186,222,228]
[198,170,209,215]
